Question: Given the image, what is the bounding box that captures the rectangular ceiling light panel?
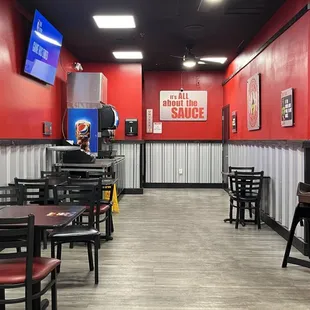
[113,51,143,59]
[200,57,227,64]
[93,15,136,28]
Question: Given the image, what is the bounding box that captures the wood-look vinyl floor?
[5,189,310,309]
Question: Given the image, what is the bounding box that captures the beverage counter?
[53,156,125,197]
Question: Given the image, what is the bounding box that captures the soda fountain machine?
[66,72,120,157]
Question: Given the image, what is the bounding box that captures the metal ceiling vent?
[184,24,205,39]
[225,0,266,15]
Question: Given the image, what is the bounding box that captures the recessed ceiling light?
[200,57,227,64]
[113,51,143,59]
[93,15,136,29]
[205,0,223,3]
[183,60,196,68]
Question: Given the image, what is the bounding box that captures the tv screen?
[24,10,63,85]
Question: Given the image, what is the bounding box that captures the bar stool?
[282,182,310,268]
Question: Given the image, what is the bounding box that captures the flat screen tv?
[24,10,63,85]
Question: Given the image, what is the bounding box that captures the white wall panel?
[0,144,52,186]
[146,142,222,183]
[114,143,141,189]
[229,144,304,240]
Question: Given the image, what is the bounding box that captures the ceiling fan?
[170,45,227,68]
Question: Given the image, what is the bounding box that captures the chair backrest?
[234,171,264,200]
[68,177,114,206]
[41,171,69,179]
[67,177,102,201]
[14,178,49,205]
[228,167,255,192]
[0,215,34,288]
[53,184,98,227]
[0,186,22,206]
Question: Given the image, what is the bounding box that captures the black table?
[0,204,85,310]
[9,175,67,189]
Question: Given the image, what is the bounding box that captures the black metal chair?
[0,215,60,310]
[85,171,115,234]
[0,186,22,206]
[67,177,114,242]
[50,184,101,284]
[228,167,255,219]
[230,171,264,229]
[14,178,49,206]
[226,167,255,221]
[0,186,24,253]
[14,178,49,250]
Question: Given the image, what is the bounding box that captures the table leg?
[33,228,50,310]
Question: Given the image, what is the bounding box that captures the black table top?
[0,205,85,229]
[9,176,67,188]
[221,171,270,179]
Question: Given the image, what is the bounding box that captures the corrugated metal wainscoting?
[145,142,222,184]
[229,143,305,240]
[113,143,141,189]
[0,144,53,185]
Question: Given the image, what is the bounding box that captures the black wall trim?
[222,4,310,86]
[228,140,305,148]
[144,183,223,189]
[123,188,144,194]
[262,213,307,256]
[113,140,145,144]
[0,139,62,146]
[144,140,222,144]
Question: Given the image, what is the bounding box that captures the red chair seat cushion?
[0,257,61,285]
[84,204,110,214]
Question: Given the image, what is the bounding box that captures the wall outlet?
[178,168,183,175]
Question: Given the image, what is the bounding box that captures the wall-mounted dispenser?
[125,119,138,136]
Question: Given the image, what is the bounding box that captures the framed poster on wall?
[159,90,207,121]
[247,73,261,131]
[232,111,237,133]
[281,88,294,127]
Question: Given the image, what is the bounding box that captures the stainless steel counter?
[55,158,118,169]
[54,156,125,196]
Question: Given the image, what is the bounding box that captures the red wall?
[143,71,224,140]
[83,64,143,140]
[224,0,310,140]
[0,0,77,139]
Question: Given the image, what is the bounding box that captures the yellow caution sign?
[104,184,119,213]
